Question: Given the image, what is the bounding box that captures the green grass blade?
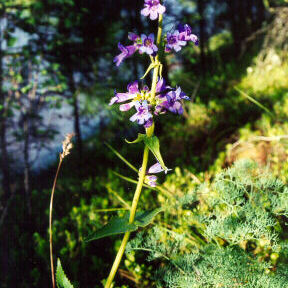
[111,171,155,190]
[106,186,131,209]
[234,87,273,116]
[105,143,138,173]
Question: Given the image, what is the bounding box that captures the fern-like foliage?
[127,160,288,287]
[56,259,74,288]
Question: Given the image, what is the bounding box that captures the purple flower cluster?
[114,1,198,66]
[165,24,199,53]
[141,0,166,20]
[109,78,190,128]
[111,1,198,186]
[114,33,158,66]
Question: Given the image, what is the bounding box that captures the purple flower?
[159,87,189,114]
[141,0,166,21]
[139,34,158,55]
[109,81,139,111]
[144,162,171,187]
[114,43,137,66]
[178,24,199,45]
[145,175,158,187]
[145,163,163,187]
[148,162,164,174]
[128,32,142,48]
[156,77,170,97]
[165,31,186,52]
[130,100,153,127]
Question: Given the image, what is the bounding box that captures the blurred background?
[0,0,288,287]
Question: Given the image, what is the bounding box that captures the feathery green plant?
[126,160,288,287]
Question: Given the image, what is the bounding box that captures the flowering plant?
[50,1,198,288]
[101,2,198,287]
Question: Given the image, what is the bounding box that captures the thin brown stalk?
[49,133,74,288]
[49,157,63,288]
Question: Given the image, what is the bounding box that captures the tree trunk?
[23,114,31,216]
[0,12,11,283]
[69,72,83,174]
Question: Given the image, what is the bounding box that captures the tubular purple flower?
[128,32,142,48]
[165,31,186,52]
[159,87,189,115]
[139,34,158,55]
[148,162,164,174]
[144,162,171,187]
[109,81,139,108]
[164,93,184,114]
[178,24,199,45]
[114,43,137,66]
[156,77,170,97]
[128,32,140,42]
[129,100,153,126]
[141,0,166,21]
[145,175,158,187]
[175,86,190,100]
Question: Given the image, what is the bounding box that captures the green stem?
[104,13,163,288]
[104,145,150,288]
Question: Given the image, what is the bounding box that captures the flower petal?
[157,4,166,14]
[144,118,153,128]
[148,162,164,174]
[150,10,158,20]
[115,92,135,102]
[119,102,135,111]
[141,7,150,16]
[127,81,139,94]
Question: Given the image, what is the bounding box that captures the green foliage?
[125,133,146,144]
[56,259,74,288]
[86,208,163,241]
[126,134,168,171]
[85,217,137,242]
[143,135,168,171]
[134,208,164,227]
[127,160,288,287]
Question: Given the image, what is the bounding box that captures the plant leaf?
[143,136,168,171]
[234,87,273,116]
[125,133,146,144]
[105,142,138,173]
[56,259,74,288]
[135,207,164,227]
[85,207,164,241]
[85,217,137,242]
[111,170,158,191]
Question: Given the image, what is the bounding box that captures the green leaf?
[105,143,138,173]
[135,208,164,227]
[125,133,146,144]
[143,136,168,171]
[112,171,158,191]
[56,259,74,288]
[234,87,273,116]
[85,217,137,242]
[85,207,164,241]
